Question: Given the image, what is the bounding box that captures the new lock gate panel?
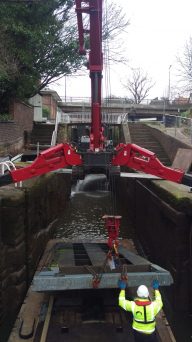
[32,240,173,292]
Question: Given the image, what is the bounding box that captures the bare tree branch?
[81,0,129,64]
[122,68,154,104]
[177,37,192,93]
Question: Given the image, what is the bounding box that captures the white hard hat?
[137,285,149,298]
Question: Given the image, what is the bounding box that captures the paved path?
[165,127,192,146]
[154,124,192,146]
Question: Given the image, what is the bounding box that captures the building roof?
[40,89,61,102]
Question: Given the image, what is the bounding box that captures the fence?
[59,97,165,106]
[59,96,192,108]
[60,112,123,124]
[161,114,192,145]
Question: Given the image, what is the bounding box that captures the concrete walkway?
[151,124,192,147]
[164,127,192,146]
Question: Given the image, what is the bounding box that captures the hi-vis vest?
[119,289,163,334]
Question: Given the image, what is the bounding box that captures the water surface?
[54,175,134,241]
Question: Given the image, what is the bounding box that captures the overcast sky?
[52,0,192,101]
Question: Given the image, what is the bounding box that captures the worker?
[118,279,163,341]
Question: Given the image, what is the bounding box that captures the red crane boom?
[75,0,104,150]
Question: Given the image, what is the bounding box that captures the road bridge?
[58,99,189,122]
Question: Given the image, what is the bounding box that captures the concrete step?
[31,131,54,135]
[128,123,171,166]
[131,138,159,143]
[30,123,55,146]
[30,139,52,144]
[29,144,51,150]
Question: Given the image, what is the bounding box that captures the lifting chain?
[85,253,109,289]
[120,264,128,282]
[85,215,124,289]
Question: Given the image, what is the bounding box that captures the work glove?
[152,279,159,290]
[118,279,127,289]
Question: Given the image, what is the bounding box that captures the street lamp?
[65,76,67,102]
[168,64,172,102]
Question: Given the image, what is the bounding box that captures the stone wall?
[115,177,192,312]
[0,172,71,334]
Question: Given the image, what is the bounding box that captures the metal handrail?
[59,96,192,107]
[0,161,22,187]
[51,110,61,146]
[60,112,125,124]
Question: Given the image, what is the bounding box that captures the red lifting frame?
[103,215,122,250]
[75,0,104,150]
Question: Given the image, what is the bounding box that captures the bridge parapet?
[59,96,190,109]
[58,99,189,117]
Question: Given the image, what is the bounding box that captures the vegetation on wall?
[0,113,12,122]
[42,106,51,119]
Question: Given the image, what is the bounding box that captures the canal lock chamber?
[1,171,192,341]
[62,172,192,341]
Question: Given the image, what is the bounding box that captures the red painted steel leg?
[112,143,184,183]
[10,144,82,183]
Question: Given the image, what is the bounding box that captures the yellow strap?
[40,296,54,342]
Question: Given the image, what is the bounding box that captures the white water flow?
[72,174,109,194]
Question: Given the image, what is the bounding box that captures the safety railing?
[51,110,61,146]
[0,161,22,187]
[59,97,136,107]
[60,112,125,124]
[159,114,192,145]
[59,96,192,108]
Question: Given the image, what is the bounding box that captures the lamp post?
[65,76,67,102]
[168,64,172,102]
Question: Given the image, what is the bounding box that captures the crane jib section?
[75,0,104,150]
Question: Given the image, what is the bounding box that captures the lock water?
[53,175,192,342]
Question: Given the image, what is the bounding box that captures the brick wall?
[42,94,57,119]
[0,100,34,156]
[9,100,34,132]
[0,123,23,156]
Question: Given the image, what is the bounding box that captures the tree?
[177,37,192,93]
[102,1,129,64]
[79,0,129,64]
[122,68,154,104]
[0,0,84,111]
[0,0,129,113]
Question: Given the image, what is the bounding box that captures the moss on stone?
[22,173,51,190]
[0,186,24,206]
[150,180,192,215]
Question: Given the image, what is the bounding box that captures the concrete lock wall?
[147,125,191,163]
[116,176,192,312]
[0,172,71,327]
